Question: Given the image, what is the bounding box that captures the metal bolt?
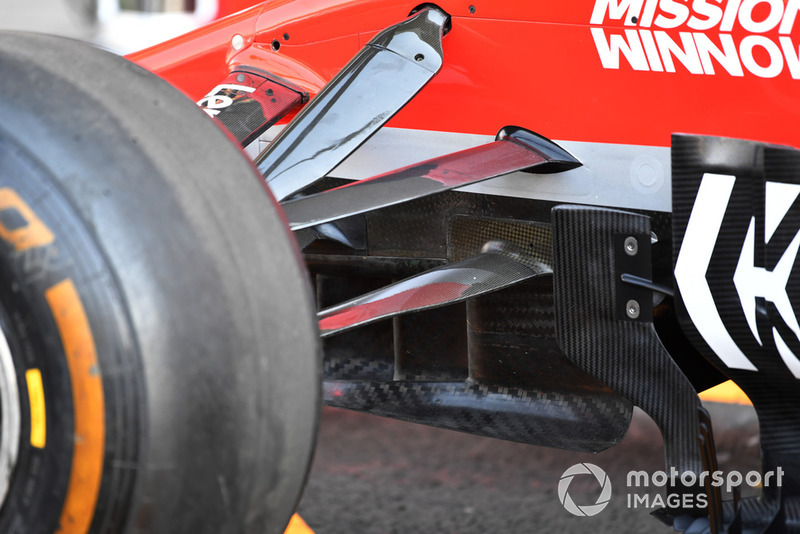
[231,34,245,51]
[626,299,640,319]
[624,236,638,256]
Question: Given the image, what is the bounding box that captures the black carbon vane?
[318,241,551,337]
[257,8,449,201]
[282,127,580,230]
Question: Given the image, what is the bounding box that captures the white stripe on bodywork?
[674,173,758,371]
[766,181,800,242]
[735,213,800,349]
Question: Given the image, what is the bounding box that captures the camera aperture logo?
[558,463,612,517]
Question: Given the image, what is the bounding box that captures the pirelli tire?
[0,33,321,533]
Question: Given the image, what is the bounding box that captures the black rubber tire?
[0,32,320,533]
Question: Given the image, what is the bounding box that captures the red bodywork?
[130,0,800,148]
[216,0,264,18]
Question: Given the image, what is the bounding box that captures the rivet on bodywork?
[231,34,245,51]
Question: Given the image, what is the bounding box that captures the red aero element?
[318,282,470,335]
[131,0,800,148]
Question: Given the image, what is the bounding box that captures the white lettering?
[780,36,800,78]
[738,0,784,33]
[746,471,762,487]
[590,0,800,79]
[721,0,744,31]
[640,0,661,25]
[591,0,646,24]
[655,0,692,28]
[740,34,784,77]
[591,28,651,69]
[694,32,744,75]
[727,471,743,492]
[688,0,724,30]
[655,31,704,72]
[780,0,800,33]
[640,30,666,69]
[628,470,651,486]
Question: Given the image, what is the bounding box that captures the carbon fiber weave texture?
[323,379,632,452]
[553,205,704,476]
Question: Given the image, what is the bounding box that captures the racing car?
[0,0,798,532]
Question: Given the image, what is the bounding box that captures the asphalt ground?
[298,404,760,533]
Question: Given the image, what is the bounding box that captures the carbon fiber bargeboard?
[198,68,306,146]
[322,379,632,452]
[553,206,705,479]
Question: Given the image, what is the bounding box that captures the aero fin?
[256,7,449,201]
[283,127,580,231]
[318,241,550,337]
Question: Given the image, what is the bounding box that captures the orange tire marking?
[0,188,54,251]
[46,279,105,534]
[284,514,315,534]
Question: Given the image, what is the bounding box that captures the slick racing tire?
[0,33,320,533]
